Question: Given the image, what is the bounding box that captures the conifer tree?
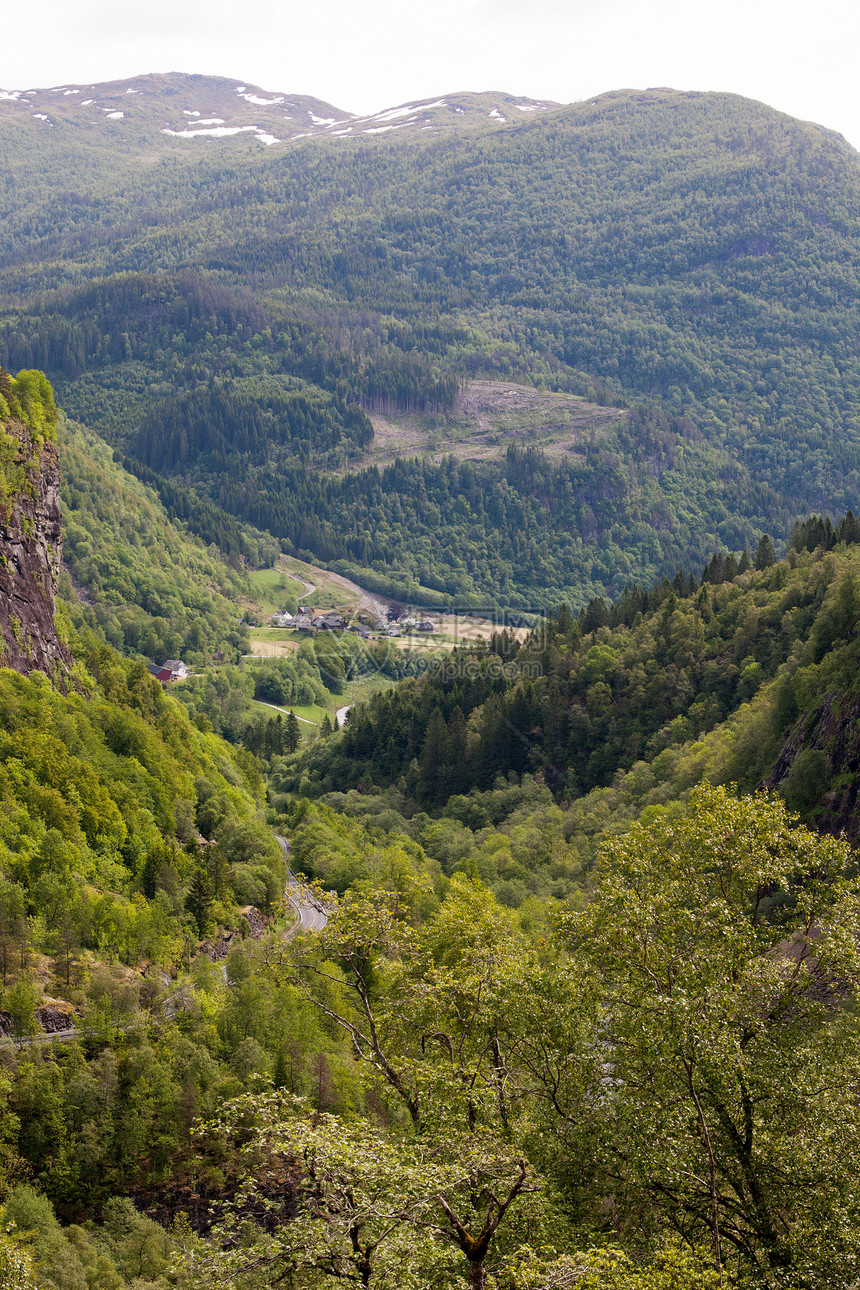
[754,533,776,569]
[285,711,301,753]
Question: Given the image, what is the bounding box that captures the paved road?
[7,1027,82,1047]
[276,835,330,935]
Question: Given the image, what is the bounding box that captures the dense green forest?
[5,74,860,1283]
[0,508,859,1290]
[4,86,860,603]
[276,521,860,907]
[58,417,265,663]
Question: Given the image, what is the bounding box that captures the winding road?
[5,834,326,1046]
[277,835,330,934]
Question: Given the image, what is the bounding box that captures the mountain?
[0,72,560,149]
[2,79,860,607]
[58,415,265,663]
[5,69,860,1276]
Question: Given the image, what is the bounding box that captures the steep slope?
[58,416,266,662]
[0,370,284,1018]
[3,84,860,605]
[0,368,71,683]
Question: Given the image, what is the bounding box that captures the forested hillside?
[3,83,860,603]
[6,70,860,1284]
[280,519,860,905]
[56,415,285,663]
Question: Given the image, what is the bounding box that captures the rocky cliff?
[766,690,860,843]
[0,369,72,685]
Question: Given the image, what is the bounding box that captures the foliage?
[6,91,860,601]
[0,367,59,523]
[58,417,254,664]
[564,785,860,1286]
[281,534,860,897]
[175,790,860,1287]
[0,1224,39,1290]
[0,623,291,1062]
[8,87,860,1290]
[0,367,57,444]
[500,1243,729,1289]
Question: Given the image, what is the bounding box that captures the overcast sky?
[4,0,859,146]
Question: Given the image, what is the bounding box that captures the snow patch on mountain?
[0,75,561,150]
[357,99,447,126]
[367,105,418,123]
[163,123,280,145]
[164,124,255,138]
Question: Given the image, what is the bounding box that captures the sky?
[4,0,860,147]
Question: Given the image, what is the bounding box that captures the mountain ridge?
[0,71,563,148]
[4,83,860,608]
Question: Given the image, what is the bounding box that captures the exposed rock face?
[0,417,72,685]
[765,691,860,842]
[36,1004,76,1033]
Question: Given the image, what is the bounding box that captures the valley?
[2,69,860,1290]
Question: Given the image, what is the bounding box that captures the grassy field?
[248,614,524,661]
[252,669,394,741]
[341,671,396,708]
[243,558,528,737]
[227,551,526,751]
[246,627,302,657]
[278,557,355,609]
[252,698,328,727]
[248,565,308,613]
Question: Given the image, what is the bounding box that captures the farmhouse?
[147,659,189,685]
[163,659,189,680]
[315,611,347,631]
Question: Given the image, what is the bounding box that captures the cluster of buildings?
[402,616,436,633]
[272,609,348,632]
[142,606,441,694]
[270,607,436,637]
